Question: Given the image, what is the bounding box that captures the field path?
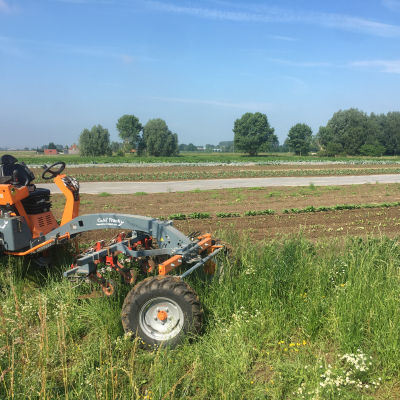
[39,174,400,194]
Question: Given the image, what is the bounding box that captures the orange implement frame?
[54,175,80,226]
[158,233,222,276]
[158,255,182,275]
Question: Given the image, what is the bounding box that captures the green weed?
[1,234,399,398]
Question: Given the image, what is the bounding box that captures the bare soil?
[50,183,400,244]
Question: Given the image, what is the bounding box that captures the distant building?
[69,143,80,155]
[44,149,57,155]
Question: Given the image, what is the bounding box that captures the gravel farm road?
[39,174,400,194]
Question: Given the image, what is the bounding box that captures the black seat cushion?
[27,188,50,197]
[0,161,35,186]
[0,154,18,165]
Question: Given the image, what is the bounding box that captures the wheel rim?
[139,297,184,341]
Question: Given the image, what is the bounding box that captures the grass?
[98,192,112,197]
[1,232,400,398]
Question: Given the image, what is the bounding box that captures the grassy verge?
[1,233,399,398]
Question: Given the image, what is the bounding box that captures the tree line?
[78,116,179,157]
[315,109,400,157]
[233,109,400,157]
[75,108,400,158]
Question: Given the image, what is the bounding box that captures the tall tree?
[286,123,313,155]
[318,108,382,156]
[79,125,112,156]
[233,112,276,156]
[116,115,142,151]
[186,143,197,151]
[142,118,179,157]
[375,112,400,155]
[110,141,123,153]
[48,142,57,149]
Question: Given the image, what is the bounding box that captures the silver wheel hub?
[139,297,184,341]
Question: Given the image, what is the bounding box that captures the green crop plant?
[216,212,241,218]
[244,209,275,216]
[282,201,400,215]
[188,212,211,219]
[167,213,186,220]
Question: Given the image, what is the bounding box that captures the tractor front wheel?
[121,276,202,349]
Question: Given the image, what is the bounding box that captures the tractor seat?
[0,154,36,187]
[21,188,52,214]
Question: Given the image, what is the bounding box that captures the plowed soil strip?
[31,164,400,183]
[50,183,400,243]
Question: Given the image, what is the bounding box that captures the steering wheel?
[41,161,66,180]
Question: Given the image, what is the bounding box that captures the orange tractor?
[0,155,224,348]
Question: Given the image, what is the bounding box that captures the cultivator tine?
[188,231,202,239]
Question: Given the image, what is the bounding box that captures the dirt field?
[30,163,400,182]
[50,182,400,243]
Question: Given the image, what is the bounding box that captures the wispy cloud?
[0,0,19,13]
[121,53,132,63]
[382,0,400,11]
[350,60,400,73]
[271,58,331,67]
[146,96,276,110]
[283,76,307,86]
[54,0,113,3]
[0,35,161,63]
[145,1,400,38]
[0,0,9,11]
[0,36,25,57]
[269,35,298,42]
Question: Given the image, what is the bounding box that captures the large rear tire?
[121,276,202,349]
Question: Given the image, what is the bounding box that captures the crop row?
[24,153,400,166]
[164,201,400,220]
[283,201,400,214]
[34,167,400,183]
[165,209,276,220]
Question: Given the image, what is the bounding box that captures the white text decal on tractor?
[96,217,124,226]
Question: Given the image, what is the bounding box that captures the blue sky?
[1,0,399,149]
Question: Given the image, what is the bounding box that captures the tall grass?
[1,233,399,398]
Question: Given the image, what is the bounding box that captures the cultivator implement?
[0,155,225,348]
[63,218,223,292]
